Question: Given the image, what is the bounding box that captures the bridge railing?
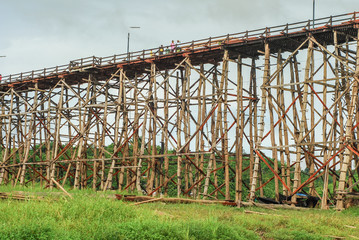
[1,12,358,84]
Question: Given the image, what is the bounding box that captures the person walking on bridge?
[176,40,181,52]
[159,45,164,55]
[170,40,175,53]
[165,47,170,54]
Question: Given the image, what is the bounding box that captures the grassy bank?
[0,187,358,239]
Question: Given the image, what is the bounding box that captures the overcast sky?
[0,0,357,75]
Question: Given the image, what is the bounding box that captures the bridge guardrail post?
[285,24,289,35]
[265,27,270,37]
[329,16,333,27]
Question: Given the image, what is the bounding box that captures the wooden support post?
[199,66,207,199]
[0,90,14,184]
[163,70,169,196]
[289,56,300,193]
[176,70,182,197]
[236,55,244,202]
[268,50,279,201]
[321,43,330,209]
[133,75,140,193]
[292,38,313,205]
[203,66,217,199]
[336,29,359,210]
[45,92,52,185]
[0,102,5,184]
[249,58,257,186]
[148,63,157,194]
[308,47,315,196]
[20,83,39,185]
[99,81,108,190]
[185,63,192,195]
[221,50,230,200]
[277,52,286,196]
[73,82,84,189]
[250,42,270,201]
[194,64,204,197]
[51,83,64,189]
[104,71,123,190]
[119,76,128,191]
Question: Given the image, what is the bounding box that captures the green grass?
[0,187,358,239]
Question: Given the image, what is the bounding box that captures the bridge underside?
[1,18,359,210]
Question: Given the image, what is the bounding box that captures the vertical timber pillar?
[336,29,359,210]
[250,42,270,201]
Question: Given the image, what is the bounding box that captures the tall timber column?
[119,79,128,190]
[104,71,123,190]
[249,58,257,187]
[249,42,270,201]
[74,81,89,190]
[147,63,157,193]
[0,90,14,184]
[321,45,330,209]
[220,50,230,200]
[202,68,217,199]
[176,70,183,197]
[20,82,39,185]
[51,83,64,189]
[184,63,191,194]
[336,29,359,210]
[163,71,169,196]
[268,50,280,201]
[292,38,313,205]
[194,65,204,197]
[235,55,244,202]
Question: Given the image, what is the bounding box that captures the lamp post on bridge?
[313,0,315,28]
[0,56,5,80]
[127,27,140,61]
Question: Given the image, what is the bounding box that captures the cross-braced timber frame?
[1,12,359,209]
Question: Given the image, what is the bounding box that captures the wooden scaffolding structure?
[0,12,359,209]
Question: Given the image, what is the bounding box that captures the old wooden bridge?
[1,12,359,209]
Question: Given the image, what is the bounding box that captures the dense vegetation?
[0,185,358,240]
